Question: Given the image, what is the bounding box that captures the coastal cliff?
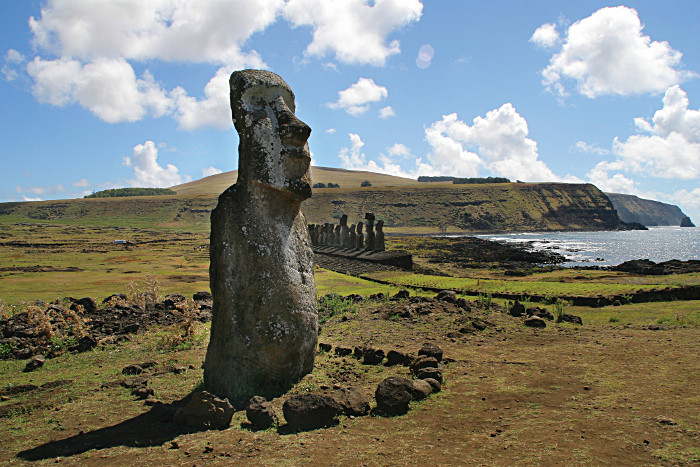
[606,193,694,227]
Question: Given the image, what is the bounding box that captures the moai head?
[349,224,356,234]
[230,69,312,200]
[376,220,384,231]
[365,212,375,225]
[340,214,348,227]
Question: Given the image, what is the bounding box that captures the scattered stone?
[23,355,45,373]
[345,294,364,303]
[524,317,546,328]
[193,291,212,301]
[282,394,342,431]
[362,348,385,365]
[173,391,235,430]
[654,415,677,426]
[527,307,554,320]
[410,379,433,400]
[410,356,439,375]
[70,297,97,314]
[131,386,154,400]
[559,314,583,325]
[417,367,443,384]
[332,388,370,416]
[369,293,385,301]
[334,347,352,357]
[375,377,414,416]
[246,396,278,430]
[418,343,443,362]
[102,293,127,303]
[203,69,318,406]
[75,335,97,352]
[423,378,442,393]
[162,294,186,309]
[353,346,365,359]
[470,318,490,331]
[392,290,410,300]
[455,298,471,311]
[386,350,412,366]
[509,301,526,317]
[122,364,144,375]
[436,290,457,303]
[318,343,332,352]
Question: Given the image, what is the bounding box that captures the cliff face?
[606,193,693,227]
[302,183,626,232]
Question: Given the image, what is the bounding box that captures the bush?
[318,294,357,324]
[360,180,372,187]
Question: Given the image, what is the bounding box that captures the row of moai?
[309,213,385,251]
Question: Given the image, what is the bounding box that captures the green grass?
[363,270,671,299]
[572,301,700,326]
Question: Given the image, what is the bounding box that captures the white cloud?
[29,0,282,64]
[24,0,277,126]
[387,143,411,157]
[27,57,172,123]
[530,23,560,49]
[123,140,189,187]
[337,133,435,178]
[15,183,65,195]
[325,128,336,134]
[611,86,700,179]
[22,195,43,202]
[2,49,25,81]
[669,188,700,211]
[416,44,434,69]
[328,78,388,116]
[378,106,396,119]
[202,166,223,177]
[539,6,692,98]
[73,178,89,188]
[425,106,579,182]
[284,0,422,66]
[587,162,639,194]
[575,141,611,155]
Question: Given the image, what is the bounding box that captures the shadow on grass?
[16,396,197,461]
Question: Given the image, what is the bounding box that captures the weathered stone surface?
[524,316,547,328]
[246,396,278,430]
[410,379,433,400]
[282,394,341,430]
[375,377,413,416]
[173,391,235,430]
[386,350,412,366]
[559,314,583,325]
[509,301,526,317]
[418,343,443,362]
[375,220,385,251]
[364,213,375,250]
[70,297,97,314]
[417,367,443,384]
[23,355,45,373]
[332,388,370,416]
[423,377,442,393]
[362,347,385,365]
[410,355,439,374]
[436,290,457,303]
[204,70,318,406]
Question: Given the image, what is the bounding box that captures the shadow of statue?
[16,396,199,461]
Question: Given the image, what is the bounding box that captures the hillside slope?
[0,169,627,233]
[607,193,693,226]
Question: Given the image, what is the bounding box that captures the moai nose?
[276,102,311,147]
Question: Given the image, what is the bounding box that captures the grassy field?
[1,217,698,465]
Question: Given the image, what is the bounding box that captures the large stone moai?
[204,70,318,406]
[356,221,364,249]
[365,213,376,250]
[340,214,349,248]
[375,220,386,251]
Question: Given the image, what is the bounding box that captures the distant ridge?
[607,193,693,227]
[171,166,423,196]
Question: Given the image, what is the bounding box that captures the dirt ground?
[1,297,698,466]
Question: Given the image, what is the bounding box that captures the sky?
[1,0,699,223]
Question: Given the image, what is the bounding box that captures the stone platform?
[313,246,412,270]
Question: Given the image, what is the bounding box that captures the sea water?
[476,226,700,267]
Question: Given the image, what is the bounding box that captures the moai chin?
[204,69,318,406]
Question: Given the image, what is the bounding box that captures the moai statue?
[334,224,341,246]
[365,213,376,250]
[356,221,364,249]
[348,224,357,249]
[339,214,349,248]
[375,220,386,251]
[308,224,317,246]
[204,70,318,406]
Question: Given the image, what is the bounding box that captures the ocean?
[476,226,700,267]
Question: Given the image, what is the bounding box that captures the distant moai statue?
[322,223,331,246]
[204,70,317,406]
[356,221,364,249]
[375,220,385,251]
[339,214,349,248]
[365,213,376,250]
[348,224,357,249]
[334,224,341,246]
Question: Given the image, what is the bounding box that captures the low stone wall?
[313,246,412,270]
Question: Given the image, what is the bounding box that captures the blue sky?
[2,1,699,222]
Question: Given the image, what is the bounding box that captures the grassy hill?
[607,193,693,227]
[0,167,628,233]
